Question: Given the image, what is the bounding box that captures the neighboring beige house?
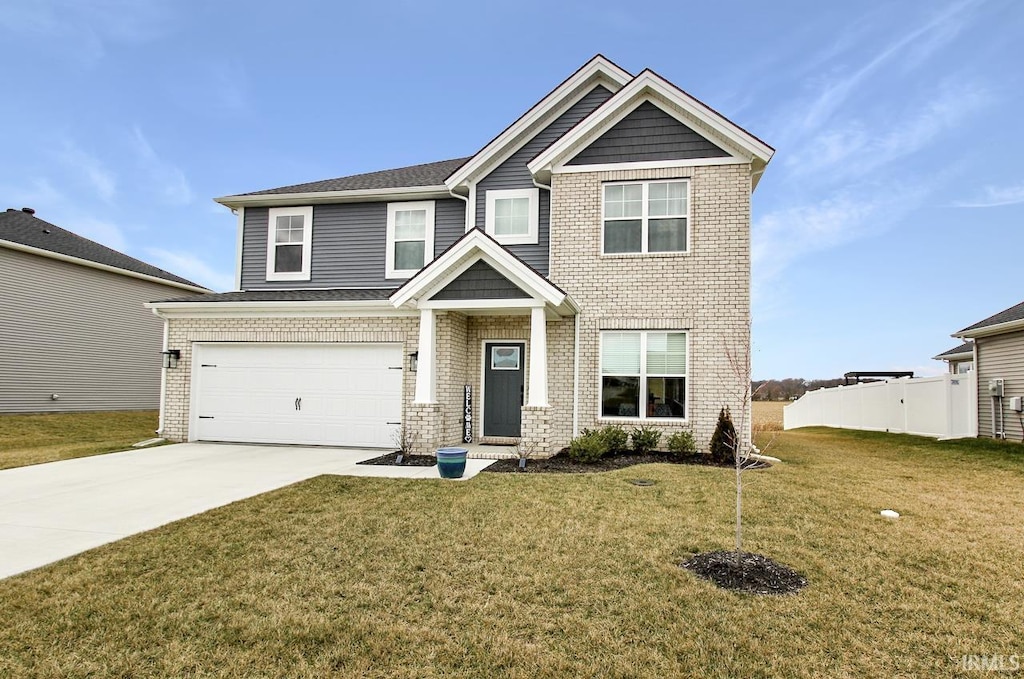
[148,55,774,456]
[933,341,974,374]
[0,208,209,413]
[950,300,1024,441]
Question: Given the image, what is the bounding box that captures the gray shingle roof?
[153,288,395,303]
[958,300,1024,334]
[935,341,973,359]
[238,157,471,196]
[0,208,204,288]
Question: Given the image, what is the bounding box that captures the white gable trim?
[528,70,774,180]
[389,230,569,311]
[444,55,632,190]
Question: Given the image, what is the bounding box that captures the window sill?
[600,251,689,259]
[266,272,311,282]
[598,416,688,424]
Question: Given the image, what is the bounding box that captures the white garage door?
[192,343,403,448]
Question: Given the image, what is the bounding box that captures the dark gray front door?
[483,342,525,437]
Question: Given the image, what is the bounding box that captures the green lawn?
[0,428,1021,677]
[0,410,159,470]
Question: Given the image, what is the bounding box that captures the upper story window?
[602,180,688,255]
[485,188,539,245]
[601,330,687,420]
[266,206,313,281]
[386,201,435,279]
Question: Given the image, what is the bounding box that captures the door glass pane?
[491,346,521,370]
[603,220,642,253]
[647,377,686,418]
[602,332,640,374]
[394,240,425,270]
[648,218,686,252]
[602,376,640,417]
[275,244,302,273]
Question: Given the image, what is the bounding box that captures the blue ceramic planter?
[436,447,468,479]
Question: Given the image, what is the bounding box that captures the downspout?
[448,185,471,232]
[573,312,581,438]
[156,311,168,436]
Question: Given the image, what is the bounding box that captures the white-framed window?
[600,330,687,419]
[386,201,435,279]
[485,188,539,245]
[266,206,313,281]
[955,361,974,374]
[602,180,689,254]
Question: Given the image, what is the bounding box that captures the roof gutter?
[955,317,1024,340]
[0,239,210,294]
[215,185,451,209]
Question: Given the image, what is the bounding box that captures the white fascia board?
[553,156,750,174]
[528,71,774,177]
[215,185,451,209]
[389,231,566,309]
[955,318,1024,339]
[0,239,210,294]
[147,300,414,319]
[933,351,972,361]
[444,56,632,190]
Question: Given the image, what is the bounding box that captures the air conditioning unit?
[1011,396,1023,413]
[989,379,1005,397]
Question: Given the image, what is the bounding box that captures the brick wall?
[549,163,753,450]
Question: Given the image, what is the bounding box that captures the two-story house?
[148,55,774,456]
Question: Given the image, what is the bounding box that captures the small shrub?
[598,425,629,454]
[568,429,609,463]
[630,425,661,454]
[709,407,737,464]
[666,430,697,457]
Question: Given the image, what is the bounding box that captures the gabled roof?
[527,69,775,187]
[955,300,1024,339]
[390,229,575,315]
[443,54,633,189]
[0,208,207,291]
[933,341,974,361]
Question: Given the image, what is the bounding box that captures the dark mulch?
[482,450,753,474]
[485,448,770,475]
[681,550,808,595]
[357,453,437,467]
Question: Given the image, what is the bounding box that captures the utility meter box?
[989,379,1005,397]
[1011,396,1023,413]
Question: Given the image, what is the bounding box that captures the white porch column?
[415,308,437,403]
[528,305,548,407]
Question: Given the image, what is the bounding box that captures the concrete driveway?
[0,443,494,580]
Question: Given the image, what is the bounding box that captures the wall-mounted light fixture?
[410,351,419,372]
[161,349,181,369]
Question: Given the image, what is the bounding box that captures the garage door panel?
[193,343,403,448]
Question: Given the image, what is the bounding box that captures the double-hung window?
[485,188,539,245]
[266,206,313,281]
[386,201,435,279]
[601,331,687,419]
[603,180,688,254]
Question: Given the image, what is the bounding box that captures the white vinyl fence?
[783,372,977,439]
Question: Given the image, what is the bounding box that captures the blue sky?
[2,0,1021,380]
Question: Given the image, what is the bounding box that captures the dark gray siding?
[430,261,530,300]
[976,330,1024,440]
[240,198,467,289]
[567,101,731,165]
[0,247,205,413]
[475,85,614,275]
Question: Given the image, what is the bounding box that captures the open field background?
[0,426,1021,677]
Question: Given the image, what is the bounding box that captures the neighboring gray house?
[148,55,774,455]
[0,208,209,413]
[951,300,1024,441]
[933,341,974,374]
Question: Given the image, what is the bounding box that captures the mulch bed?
[357,453,437,467]
[681,550,808,595]
[482,450,759,474]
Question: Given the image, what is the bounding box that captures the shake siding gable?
[240,198,466,289]
[430,260,531,300]
[474,85,615,275]
[976,330,1024,440]
[567,101,731,165]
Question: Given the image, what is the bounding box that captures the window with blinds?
[600,331,687,419]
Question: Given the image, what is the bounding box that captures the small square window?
[485,188,539,245]
[490,346,521,371]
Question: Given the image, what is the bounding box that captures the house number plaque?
[463,385,473,443]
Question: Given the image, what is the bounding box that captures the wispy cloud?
[131,126,193,205]
[144,247,232,292]
[954,181,1024,208]
[65,216,128,252]
[0,177,65,209]
[55,140,117,202]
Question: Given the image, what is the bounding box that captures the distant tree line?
[751,378,844,401]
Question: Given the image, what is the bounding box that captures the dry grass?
[0,428,1022,677]
[753,400,786,432]
[0,410,159,470]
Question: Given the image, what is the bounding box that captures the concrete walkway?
[0,443,494,580]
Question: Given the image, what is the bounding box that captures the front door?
[483,342,525,437]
